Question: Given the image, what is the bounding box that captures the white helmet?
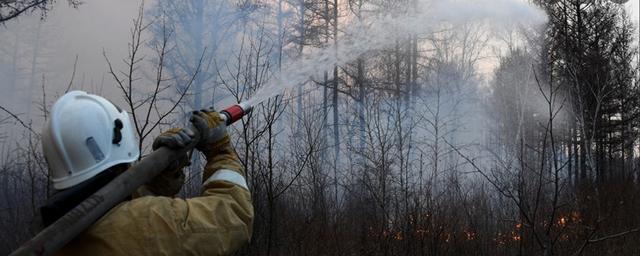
[42,91,140,190]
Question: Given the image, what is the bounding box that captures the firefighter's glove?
[145,128,192,196]
[189,107,230,157]
[152,127,196,150]
[191,108,245,182]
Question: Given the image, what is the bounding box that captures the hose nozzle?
[220,102,253,126]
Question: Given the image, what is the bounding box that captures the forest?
[1,0,640,255]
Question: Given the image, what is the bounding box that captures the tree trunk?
[332,0,340,204]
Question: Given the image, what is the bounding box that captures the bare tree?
[103,4,204,155]
[0,0,80,23]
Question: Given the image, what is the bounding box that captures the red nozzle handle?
[221,105,245,126]
[219,102,253,126]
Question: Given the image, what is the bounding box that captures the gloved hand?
[189,107,245,180]
[189,107,230,155]
[143,128,192,196]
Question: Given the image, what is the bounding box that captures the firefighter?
[40,90,253,255]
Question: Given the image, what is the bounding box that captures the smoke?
[246,0,547,106]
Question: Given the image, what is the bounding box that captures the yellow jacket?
[60,140,253,256]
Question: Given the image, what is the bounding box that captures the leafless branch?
[64,55,79,93]
[0,105,37,136]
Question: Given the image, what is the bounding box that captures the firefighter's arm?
[152,108,252,254]
[179,107,254,253]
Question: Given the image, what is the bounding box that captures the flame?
[558,217,567,227]
[464,230,476,240]
[394,231,403,241]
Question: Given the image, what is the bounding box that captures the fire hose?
[9,103,253,256]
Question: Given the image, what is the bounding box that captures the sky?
[0,0,143,125]
[630,1,639,20]
[33,0,144,94]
